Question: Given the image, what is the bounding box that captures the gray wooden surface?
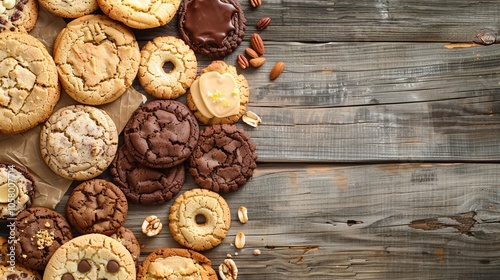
[3,0,500,279]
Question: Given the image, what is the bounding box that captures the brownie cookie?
[0,0,38,33]
[0,263,42,280]
[169,188,230,251]
[110,145,186,205]
[178,0,246,57]
[14,207,73,271]
[98,0,180,29]
[38,0,98,18]
[0,32,60,134]
[43,234,136,280]
[110,227,141,264]
[189,124,257,193]
[66,179,128,235]
[40,105,118,181]
[186,60,249,125]
[137,248,217,279]
[0,162,35,220]
[53,14,140,105]
[124,100,199,169]
[138,36,197,99]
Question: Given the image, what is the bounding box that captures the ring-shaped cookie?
[139,36,197,99]
[169,189,230,251]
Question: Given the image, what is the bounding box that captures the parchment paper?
[0,6,145,209]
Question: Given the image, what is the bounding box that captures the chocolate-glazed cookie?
[66,179,128,235]
[124,100,199,169]
[189,124,257,193]
[110,145,186,205]
[178,0,246,58]
[14,207,73,271]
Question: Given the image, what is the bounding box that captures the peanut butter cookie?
[40,105,118,181]
[39,0,98,18]
[0,32,60,134]
[53,14,140,105]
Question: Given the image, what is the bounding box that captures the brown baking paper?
[0,6,145,209]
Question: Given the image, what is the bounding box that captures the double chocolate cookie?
[178,0,246,58]
[110,145,186,205]
[189,124,257,192]
[124,100,199,169]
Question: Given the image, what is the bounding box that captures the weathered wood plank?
[46,163,500,279]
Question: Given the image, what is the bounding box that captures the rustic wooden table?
[5,0,500,279]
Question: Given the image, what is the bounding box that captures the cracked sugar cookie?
[39,0,98,18]
[40,105,118,181]
[0,0,38,33]
[169,188,231,251]
[43,234,136,280]
[137,248,217,279]
[53,14,140,105]
[98,0,180,29]
[0,32,60,134]
[139,36,197,99]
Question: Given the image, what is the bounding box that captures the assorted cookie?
[178,0,246,58]
[43,234,136,280]
[14,207,73,270]
[0,0,38,33]
[137,248,217,279]
[0,162,35,220]
[66,179,128,235]
[0,32,60,134]
[53,14,140,105]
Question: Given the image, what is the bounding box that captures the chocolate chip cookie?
[0,0,38,33]
[0,162,35,220]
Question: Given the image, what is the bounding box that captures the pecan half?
[256,17,271,30]
[250,33,265,55]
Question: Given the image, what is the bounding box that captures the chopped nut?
[44,222,51,228]
[142,215,163,237]
[237,206,248,224]
[256,17,271,30]
[253,249,261,255]
[242,111,262,128]
[234,232,245,249]
[219,258,238,280]
[35,229,54,250]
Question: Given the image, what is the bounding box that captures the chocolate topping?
[78,260,91,273]
[107,260,120,273]
[184,0,237,46]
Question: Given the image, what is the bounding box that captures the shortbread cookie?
[0,32,60,134]
[53,14,140,105]
[0,162,35,219]
[40,105,118,181]
[169,188,230,251]
[178,0,246,57]
[189,124,257,192]
[0,0,38,33]
[39,0,98,18]
[14,207,73,271]
[186,60,249,124]
[66,179,128,235]
[110,227,141,264]
[124,100,199,169]
[43,234,136,280]
[110,145,186,205]
[0,263,42,280]
[139,36,197,99]
[98,0,180,29]
[137,248,217,279]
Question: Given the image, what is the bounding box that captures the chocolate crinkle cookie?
[189,124,257,193]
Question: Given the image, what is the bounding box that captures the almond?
[250,0,261,8]
[245,47,259,59]
[249,57,266,68]
[237,54,249,69]
[256,17,271,30]
[250,33,265,55]
[270,61,285,80]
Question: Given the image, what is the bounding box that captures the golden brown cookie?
[169,188,231,251]
[137,248,217,279]
[1,263,42,280]
[98,0,180,29]
[110,227,141,264]
[53,14,140,105]
[139,36,197,99]
[0,32,60,134]
[186,60,249,124]
[40,105,118,181]
[43,234,136,280]
[0,0,38,33]
[38,0,98,18]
